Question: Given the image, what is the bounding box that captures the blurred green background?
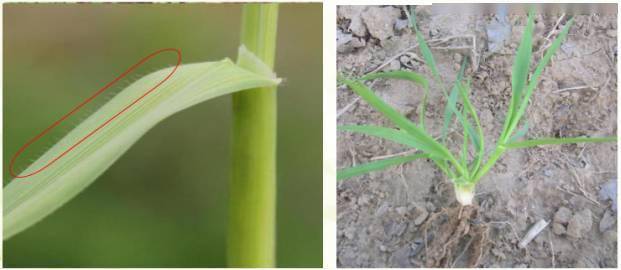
[3,3,322,267]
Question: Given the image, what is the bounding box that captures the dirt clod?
[598,179,617,212]
[338,6,367,37]
[554,207,573,224]
[566,209,593,239]
[384,59,401,71]
[606,29,617,38]
[361,6,400,42]
[389,245,413,267]
[413,206,429,226]
[599,210,616,233]
[552,222,566,235]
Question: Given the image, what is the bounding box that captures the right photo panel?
[337,4,617,268]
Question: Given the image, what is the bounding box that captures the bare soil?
[337,5,617,268]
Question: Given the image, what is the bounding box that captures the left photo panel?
[3,3,322,267]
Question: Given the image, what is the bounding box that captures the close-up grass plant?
[338,9,616,206]
[4,3,321,267]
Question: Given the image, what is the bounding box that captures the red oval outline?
[9,48,182,179]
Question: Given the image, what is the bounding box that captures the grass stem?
[228,3,279,267]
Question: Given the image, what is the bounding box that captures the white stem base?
[455,185,474,206]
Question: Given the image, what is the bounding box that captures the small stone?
[343,226,356,239]
[453,53,463,63]
[603,229,617,241]
[394,18,410,32]
[413,207,429,225]
[350,20,367,37]
[426,202,436,212]
[358,194,372,206]
[396,206,408,216]
[384,221,407,237]
[338,6,367,37]
[599,210,616,233]
[399,55,410,64]
[554,207,573,224]
[503,66,512,77]
[486,14,511,53]
[337,29,353,46]
[337,30,354,53]
[598,180,617,212]
[411,238,424,256]
[383,60,401,71]
[361,6,401,42]
[534,234,546,244]
[350,37,366,48]
[390,245,412,267]
[552,222,566,235]
[606,29,617,38]
[566,209,593,238]
[376,203,389,216]
[491,247,506,260]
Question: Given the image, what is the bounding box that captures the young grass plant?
[338,10,616,206]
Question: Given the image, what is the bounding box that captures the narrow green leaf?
[338,77,419,135]
[409,7,482,179]
[446,86,480,152]
[359,70,429,88]
[442,57,468,142]
[338,78,465,175]
[511,12,534,111]
[410,6,442,84]
[4,47,281,240]
[338,153,429,180]
[456,80,484,175]
[501,11,534,141]
[359,70,429,128]
[409,13,478,155]
[338,125,441,157]
[460,127,470,175]
[505,136,616,149]
[507,18,574,141]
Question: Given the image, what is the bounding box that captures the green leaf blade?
[456,80,485,176]
[442,57,468,142]
[411,14,441,83]
[359,70,429,128]
[359,70,428,88]
[337,78,465,175]
[501,12,534,142]
[4,49,281,240]
[507,18,574,141]
[511,12,534,109]
[338,125,441,157]
[338,153,429,181]
[505,136,616,149]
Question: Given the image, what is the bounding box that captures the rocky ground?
[337,5,617,267]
